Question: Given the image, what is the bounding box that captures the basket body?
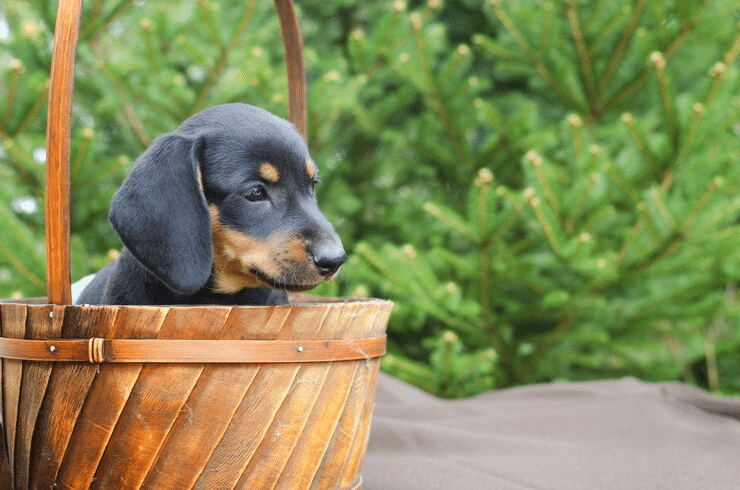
[0,297,391,489]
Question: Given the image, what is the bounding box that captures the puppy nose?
[313,251,347,277]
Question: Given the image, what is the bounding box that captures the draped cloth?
[364,374,740,489]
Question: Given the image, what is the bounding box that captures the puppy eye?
[244,185,268,202]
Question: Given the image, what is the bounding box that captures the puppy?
[77,103,345,305]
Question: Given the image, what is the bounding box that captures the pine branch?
[140,18,160,72]
[620,112,660,176]
[636,201,661,243]
[123,105,150,148]
[1,60,23,127]
[568,113,583,163]
[530,195,564,257]
[489,192,525,244]
[725,32,740,65]
[598,0,646,98]
[566,172,598,232]
[649,52,678,152]
[489,0,586,112]
[71,128,94,177]
[193,0,258,112]
[601,1,708,113]
[588,2,632,55]
[539,1,554,56]
[80,0,135,41]
[13,85,49,138]
[566,1,597,112]
[0,240,44,289]
[409,13,472,169]
[602,157,641,205]
[84,57,182,121]
[474,169,507,366]
[682,177,724,232]
[526,150,562,218]
[619,230,685,280]
[0,132,44,193]
[675,102,705,167]
[649,188,676,232]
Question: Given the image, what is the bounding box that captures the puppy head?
[109,103,345,295]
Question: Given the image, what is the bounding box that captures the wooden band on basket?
[0,335,386,364]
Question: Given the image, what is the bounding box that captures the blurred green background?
[1,0,739,397]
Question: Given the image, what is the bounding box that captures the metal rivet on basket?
[49,311,54,318]
[297,346,304,353]
[49,345,57,353]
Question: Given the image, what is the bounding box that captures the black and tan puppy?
[77,103,345,305]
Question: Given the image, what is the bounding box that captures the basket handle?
[275,0,308,140]
[45,0,81,306]
[45,0,308,305]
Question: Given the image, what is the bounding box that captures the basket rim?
[0,297,393,364]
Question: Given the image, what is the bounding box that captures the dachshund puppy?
[77,103,345,305]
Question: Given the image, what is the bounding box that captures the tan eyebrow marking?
[196,163,204,192]
[259,162,280,183]
[306,159,317,180]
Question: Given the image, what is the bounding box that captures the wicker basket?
[0,1,391,489]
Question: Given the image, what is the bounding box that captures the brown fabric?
[364,374,740,489]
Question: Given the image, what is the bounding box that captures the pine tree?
[339,0,740,396]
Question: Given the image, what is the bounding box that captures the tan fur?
[209,206,325,293]
[305,159,317,180]
[196,164,204,192]
[286,236,309,262]
[210,206,269,292]
[259,162,280,183]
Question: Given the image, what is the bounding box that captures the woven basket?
[0,1,391,489]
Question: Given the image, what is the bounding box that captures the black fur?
[77,104,345,306]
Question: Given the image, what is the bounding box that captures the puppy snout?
[312,250,346,277]
[300,200,346,278]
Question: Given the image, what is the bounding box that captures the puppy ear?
[109,134,212,294]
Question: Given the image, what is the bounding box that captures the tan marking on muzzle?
[209,205,335,293]
[259,162,280,183]
[210,206,277,292]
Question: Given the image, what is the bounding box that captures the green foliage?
[1,0,739,397]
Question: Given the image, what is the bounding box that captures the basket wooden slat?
[312,303,391,490]
[235,304,356,489]
[1,304,25,479]
[55,306,168,489]
[14,305,60,490]
[31,306,119,487]
[276,303,367,488]
[341,365,382,488]
[136,306,279,489]
[188,306,329,488]
[91,307,226,488]
[282,359,361,487]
